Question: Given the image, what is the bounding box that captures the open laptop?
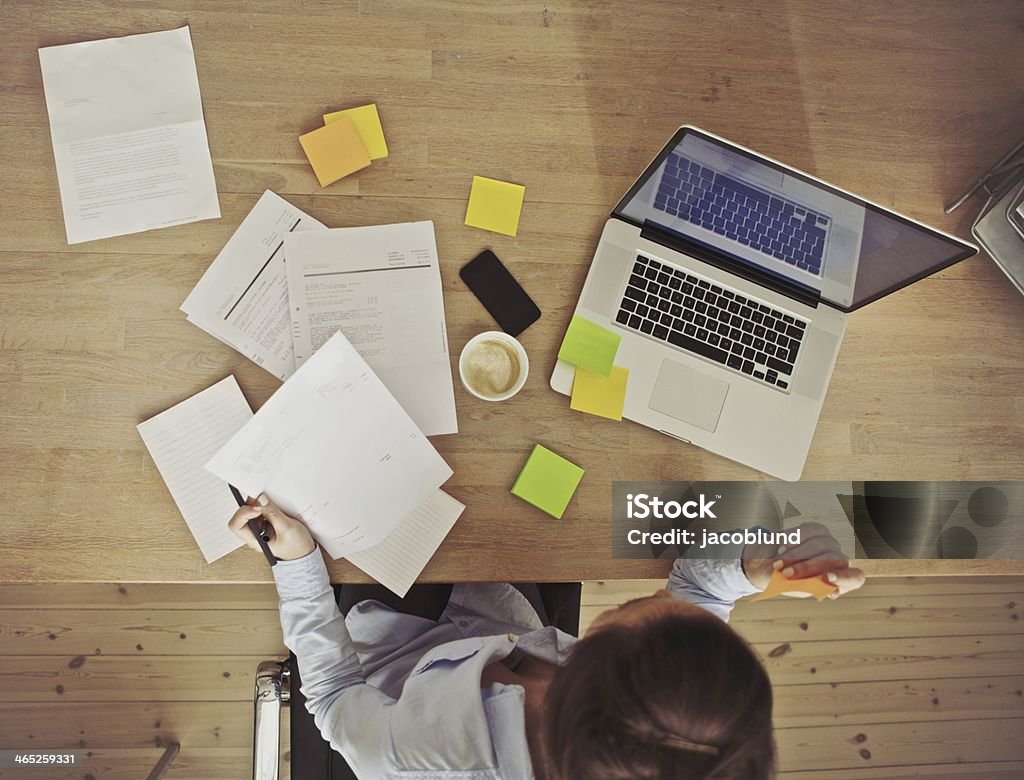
[550,126,977,480]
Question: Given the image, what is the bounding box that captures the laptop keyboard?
[654,152,831,276]
[615,255,807,391]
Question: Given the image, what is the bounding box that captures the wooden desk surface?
[3,1,1023,583]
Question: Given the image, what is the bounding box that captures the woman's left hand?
[742,521,865,598]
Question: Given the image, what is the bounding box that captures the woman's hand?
[228,494,316,562]
[742,521,865,599]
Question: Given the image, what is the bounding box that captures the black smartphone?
[459,250,541,337]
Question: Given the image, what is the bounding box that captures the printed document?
[137,376,251,563]
[285,221,458,436]
[206,331,453,558]
[38,26,220,244]
[182,191,326,380]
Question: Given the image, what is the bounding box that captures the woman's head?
[543,591,775,780]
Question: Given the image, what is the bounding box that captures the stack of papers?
[206,331,454,559]
[181,193,458,436]
[138,334,463,596]
[38,26,220,244]
[285,221,458,435]
[181,191,326,380]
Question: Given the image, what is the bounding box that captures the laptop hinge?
[639,220,821,309]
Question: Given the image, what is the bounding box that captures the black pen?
[229,484,277,567]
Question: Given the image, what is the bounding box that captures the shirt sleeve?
[272,548,393,774]
[666,536,762,622]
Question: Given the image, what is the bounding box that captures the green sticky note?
[570,365,628,421]
[511,444,584,519]
[557,315,621,376]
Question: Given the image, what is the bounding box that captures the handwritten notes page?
[347,489,465,597]
[137,376,252,563]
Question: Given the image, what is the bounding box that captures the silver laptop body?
[550,126,976,480]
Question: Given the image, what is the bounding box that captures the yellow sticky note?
[324,104,388,160]
[751,569,837,602]
[298,116,371,187]
[570,366,628,421]
[464,176,526,237]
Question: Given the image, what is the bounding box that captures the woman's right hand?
[228,494,317,562]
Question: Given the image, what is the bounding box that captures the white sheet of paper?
[285,221,458,436]
[346,489,464,597]
[182,191,326,379]
[38,26,220,245]
[205,331,453,557]
[137,376,251,563]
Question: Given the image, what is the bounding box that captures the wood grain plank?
[771,676,1024,728]
[0,655,264,702]
[582,577,1024,605]
[777,760,1024,779]
[773,718,1024,772]
[755,634,1024,686]
[0,701,253,748]
[585,591,1024,643]
[0,582,279,610]
[0,747,255,780]
[0,609,285,656]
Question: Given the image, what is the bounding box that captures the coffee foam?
[463,339,521,397]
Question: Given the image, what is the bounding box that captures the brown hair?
[543,608,775,779]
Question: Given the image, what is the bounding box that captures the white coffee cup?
[459,331,529,402]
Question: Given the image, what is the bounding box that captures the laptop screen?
[613,128,975,311]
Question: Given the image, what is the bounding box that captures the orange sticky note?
[298,116,371,187]
[751,569,837,602]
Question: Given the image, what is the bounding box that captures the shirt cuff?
[719,556,763,598]
[271,546,332,601]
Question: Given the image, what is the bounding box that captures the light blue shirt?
[273,544,760,779]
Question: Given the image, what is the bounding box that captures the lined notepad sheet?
[138,376,253,563]
[346,490,465,597]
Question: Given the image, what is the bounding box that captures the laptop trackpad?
[648,359,729,433]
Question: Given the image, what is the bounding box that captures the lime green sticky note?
[324,104,388,159]
[464,176,526,236]
[570,365,629,421]
[557,315,621,376]
[511,444,584,519]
